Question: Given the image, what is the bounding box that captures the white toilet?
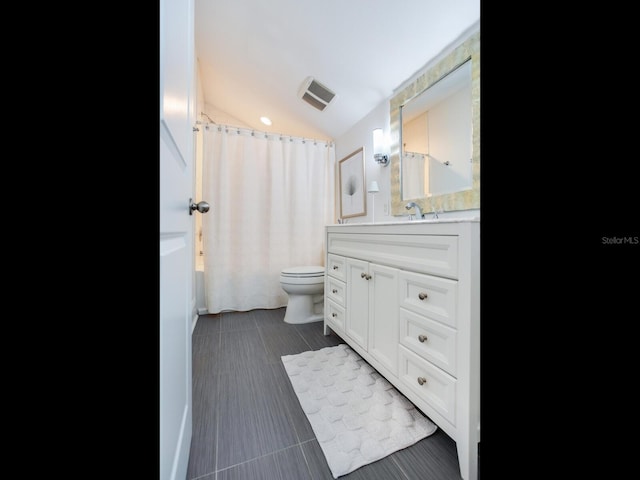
[280,266,325,324]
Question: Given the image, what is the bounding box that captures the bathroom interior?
[193,22,480,318]
[176,2,480,480]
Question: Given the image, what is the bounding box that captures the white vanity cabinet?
[323,220,480,480]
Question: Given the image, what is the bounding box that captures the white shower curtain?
[402,152,427,199]
[202,125,336,313]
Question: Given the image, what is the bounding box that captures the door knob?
[189,198,210,215]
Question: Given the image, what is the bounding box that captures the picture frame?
[339,147,366,218]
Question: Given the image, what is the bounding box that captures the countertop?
[330,216,480,227]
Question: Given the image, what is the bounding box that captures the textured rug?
[281,344,437,478]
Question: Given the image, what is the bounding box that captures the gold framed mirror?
[390,30,479,215]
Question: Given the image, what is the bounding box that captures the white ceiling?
[195,0,480,141]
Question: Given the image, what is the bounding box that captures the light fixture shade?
[368,180,380,193]
[372,128,384,154]
[372,128,389,166]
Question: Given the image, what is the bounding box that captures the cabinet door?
[368,263,399,376]
[345,258,369,349]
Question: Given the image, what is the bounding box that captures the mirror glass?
[389,30,479,215]
[401,60,472,199]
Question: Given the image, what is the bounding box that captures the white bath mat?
[281,344,437,478]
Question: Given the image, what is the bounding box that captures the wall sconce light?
[372,128,389,166]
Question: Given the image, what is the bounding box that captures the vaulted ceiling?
[195,0,480,140]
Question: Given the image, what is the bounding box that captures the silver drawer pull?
[418,292,428,300]
[332,313,337,318]
[417,377,427,386]
[332,289,338,293]
[418,334,428,343]
[333,265,339,270]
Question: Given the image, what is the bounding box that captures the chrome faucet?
[405,202,424,220]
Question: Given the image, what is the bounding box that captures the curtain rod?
[203,123,334,147]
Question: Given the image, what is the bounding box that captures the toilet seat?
[281,266,325,278]
[280,266,325,285]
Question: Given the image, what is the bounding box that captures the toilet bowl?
[280,266,325,324]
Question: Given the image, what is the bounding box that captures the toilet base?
[283,294,324,324]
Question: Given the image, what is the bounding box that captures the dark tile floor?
[186,308,464,480]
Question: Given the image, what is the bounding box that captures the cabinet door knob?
[333,265,339,270]
[418,292,428,300]
[418,334,428,343]
[417,377,427,386]
[332,313,337,317]
[332,289,338,293]
[361,272,366,278]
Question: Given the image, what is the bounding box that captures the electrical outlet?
[383,200,389,215]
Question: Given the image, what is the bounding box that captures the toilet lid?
[281,266,325,277]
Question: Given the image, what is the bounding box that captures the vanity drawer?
[398,270,458,329]
[327,233,458,279]
[326,276,346,306]
[399,308,457,377]
[398,345,456,426]
[325,298,345,331]
[327,253,346,281]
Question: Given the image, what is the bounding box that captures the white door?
[160,0,195,478]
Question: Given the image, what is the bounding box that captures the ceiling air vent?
[299,77,336,111]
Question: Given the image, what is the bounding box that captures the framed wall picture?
[339,147,366,218]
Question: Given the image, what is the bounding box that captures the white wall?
[203,103,250,128]
[334,102,393,224]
